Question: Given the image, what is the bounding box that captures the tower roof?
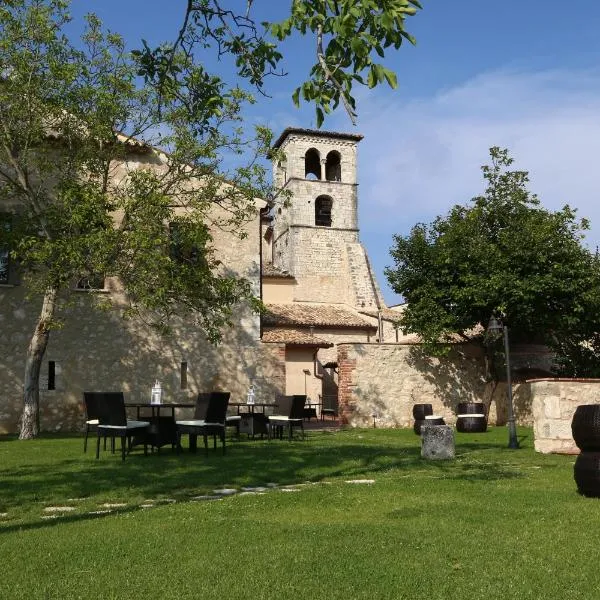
[271,127,363,150]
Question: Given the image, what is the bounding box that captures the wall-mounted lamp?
[303,369,311,396]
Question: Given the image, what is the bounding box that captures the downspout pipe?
[258,204,271,339]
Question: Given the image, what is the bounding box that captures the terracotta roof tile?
[264,303,376,329]
[262,328,333,347]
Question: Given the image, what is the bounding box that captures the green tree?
[0,0,268,438]
[137,0,422,126]
[0,0,422,438]
[385,147,600,373]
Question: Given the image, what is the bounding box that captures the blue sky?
[67,1,600,305]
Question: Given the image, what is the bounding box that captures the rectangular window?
[48,361,56,391]
[315,197,333,227]
[180,361,188,390]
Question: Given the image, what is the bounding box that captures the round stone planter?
[413,415,444,435]
[457,402,486,415]
[574,451,600,497]
[571,404,600,452]
[413,419,426,435]
[412,403,433,420]
[456,414,487,433]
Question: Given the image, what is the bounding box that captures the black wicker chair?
[92,392,150,461]
[267,395,305,441]
[83,392,102,453]
[187,391,240,438]
[176,392,230,455]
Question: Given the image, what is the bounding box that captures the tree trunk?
[19,287,58,439]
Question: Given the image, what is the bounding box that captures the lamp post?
[487,316,519,449]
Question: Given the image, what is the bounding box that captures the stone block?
[421,425,455,460]
[543,396,561,419]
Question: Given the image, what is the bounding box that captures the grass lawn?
[0,426,598,599]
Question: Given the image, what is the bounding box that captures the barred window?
[315,196,333,227]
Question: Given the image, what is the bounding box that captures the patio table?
[230,402,277,438]
[125,402,195,450]
[304,402,321,421]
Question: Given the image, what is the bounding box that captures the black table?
[126,403,194,450]
[304,402,321,421]
[230,402,277,438]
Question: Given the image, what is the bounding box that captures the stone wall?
[336,342,532,429]
[286,226,358,304]
[276,179,358,231]
[0,282,286,434]
[530,378,600,454]
[345,243,385,310]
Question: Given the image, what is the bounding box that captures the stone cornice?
[272,127,363,150]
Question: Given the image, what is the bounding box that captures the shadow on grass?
[0,430,530,533]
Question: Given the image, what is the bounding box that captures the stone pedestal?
[421,425,455,460]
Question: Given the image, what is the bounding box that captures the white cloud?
[342,68,600,304]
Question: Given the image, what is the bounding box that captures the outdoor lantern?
[487,315,503,334]
[486,315,519,449]
[246,383,255,405]
[151,380,162,405]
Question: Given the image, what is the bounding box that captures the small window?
[180,361,188,390]
[315,196,333,227]
[48,361,56,390]
[325,151,341,181]
[305,148,321,180]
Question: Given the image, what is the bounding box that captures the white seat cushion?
[268,416,302,424]
[127,420,150,428]
[99,420,149,430]
[425,415,443,420]
[86,419,99,425]
[457,414,486,419]
[176,420,206,427]
[226,416,241,422]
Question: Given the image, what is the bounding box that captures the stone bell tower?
[269,128,381,309]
